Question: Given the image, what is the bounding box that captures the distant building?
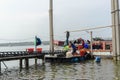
[54,40,64,46]
[92,40,112,52]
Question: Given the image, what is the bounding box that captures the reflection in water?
[0,59,120,80]
[114,61,120,80]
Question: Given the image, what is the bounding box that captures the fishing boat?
[45,52,94,63]
[45,0,94,62]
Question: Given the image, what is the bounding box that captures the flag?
[34,36,42,46]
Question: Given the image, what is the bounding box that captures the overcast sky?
[0,0,119,43]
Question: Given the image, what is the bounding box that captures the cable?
[66,25,112,32]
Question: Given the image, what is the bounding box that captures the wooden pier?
[0,51,45,74]
[0,50,65,74]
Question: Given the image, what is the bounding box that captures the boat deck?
[45,54,93,63]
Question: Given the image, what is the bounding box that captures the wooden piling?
[19,59,23,70]
[35,58,37,69]
[42,56,45,64]
[35,58,37,65]
[25,58,29,70]
[0,61,1,74]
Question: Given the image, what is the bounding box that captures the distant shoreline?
[0,41,50,47]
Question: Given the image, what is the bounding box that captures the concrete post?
[114,0,120,60]
[49,0,54,55]
[90,31,93,55]
[111,0,117,60]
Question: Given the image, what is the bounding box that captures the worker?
[69,41,77,55]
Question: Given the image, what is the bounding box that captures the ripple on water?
[0,59,120,80]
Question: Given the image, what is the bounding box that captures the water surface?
[0,59,120,80]
[0,45,120,80]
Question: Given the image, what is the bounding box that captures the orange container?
[36,48,42,53]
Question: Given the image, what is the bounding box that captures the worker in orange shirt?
[80,48,87,57]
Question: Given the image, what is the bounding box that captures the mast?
[49,0,54,55]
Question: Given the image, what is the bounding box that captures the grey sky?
[0,0,118,43]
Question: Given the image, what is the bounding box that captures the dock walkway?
[0,50,65,74]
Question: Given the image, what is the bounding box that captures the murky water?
[0,45,120,80]
[0,59,120,80]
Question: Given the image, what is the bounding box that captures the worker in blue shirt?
[69,41,77,55]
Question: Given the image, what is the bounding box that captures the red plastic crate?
[27,48,34,53]
[36,48,42,53]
